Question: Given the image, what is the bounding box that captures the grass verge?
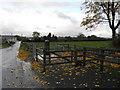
[17,49,31,61]
[0,42,15,49]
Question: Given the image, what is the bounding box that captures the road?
[1,42,41,88]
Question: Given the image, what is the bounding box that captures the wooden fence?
[24,41,120,72]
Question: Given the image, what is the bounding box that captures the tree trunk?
[112,28,116,39]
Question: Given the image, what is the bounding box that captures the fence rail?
[23,42,120,72]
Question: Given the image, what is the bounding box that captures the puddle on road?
[22,62,31,71]
[16,58,31,71]
[13,58,42,88]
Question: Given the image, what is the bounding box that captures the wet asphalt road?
[2,42,41,88]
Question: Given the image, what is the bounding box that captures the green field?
[52,41,112,48]
[23,41,113,49]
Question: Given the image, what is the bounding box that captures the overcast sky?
[0,0,117,38]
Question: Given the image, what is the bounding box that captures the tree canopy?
[32,31,40,41]
[81,0,120,39]
[32,31,40,38]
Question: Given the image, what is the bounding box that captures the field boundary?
[22,41,120,72]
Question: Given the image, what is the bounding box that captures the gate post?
[100,49,104,71]
[35,45,39,62]
[71,50,74,62]
[83,47,86,66]
[43,40,50,72]
[74,50,78,66]
[56,44,58,50]
[45,40,51,64]
[33,44,38,62]
[44,40,50,51]
[43,49,46,72]
[74,45,76,50]
[68,44,70,51]
[32,44,34,57]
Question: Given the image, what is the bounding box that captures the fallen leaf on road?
[55,81,60,84]
[7,84,10,86]
[60,78,64,80]
[16,76,18,79]
[83,83,88,87]
[10,70,14,73]
[75,72,80,75]
[33,76,39,79]
[95,84,100,87]
[12,82,15,85]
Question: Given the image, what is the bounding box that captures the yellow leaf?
[7,84,10,86]
[74,87,77,88]
[33,76,39,79]
[83,83,88,87]
[60,78,64,80]
[47,82,50,85]
[95,84,100,87]
[75,72,80,75]
[12,82,15,85]
[73,83,76,86]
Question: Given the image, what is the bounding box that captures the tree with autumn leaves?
[81,0,120,39]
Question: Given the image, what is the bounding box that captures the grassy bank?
[0,42,15,49]
[17,49,31,61]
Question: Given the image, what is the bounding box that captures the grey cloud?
[55,11,71,20]
[46,25,56,29]
[0,1,80,9]
[1,7,13,13]
[35,26,42,30]
[42,2,71,7]
[0,24,31,36]
[1,25,15,34]
[35,10,41,14]
[55,11,79,24]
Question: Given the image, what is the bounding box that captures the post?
[100,49,104,71]
[32,44,35,59]
[43,49,46,72]
[74,50,78,66]
[71,50,74,62]
[45,40,51,64]
[83,47,86,66]
[68,44,70,51]
[55,44,58,50]
[74,45,76,50]
[44,40,50,51]
[36,47,39,62]
[43,40,50,72]
[33,45,38,62]
[48,51,51,64]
